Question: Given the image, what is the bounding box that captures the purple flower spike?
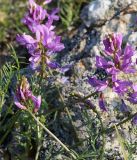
[89,32,137,112]
[102,33,136,74]
[14,77,41,112]
[17,0,64,71]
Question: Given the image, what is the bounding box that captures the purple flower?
[113,79,132,96]
[128,92,137,104]
[96,56,118,74]
[103,33,122,55]
[14,97,27,110]
[16,34,36,45]
[17,0,64,71]
[88,76,108,92]
[17,26,64,70]
[46,8,59,27]
[88,77,108,111]
[46,36,65,52]
[29,52,41,69]
[88,32,137,110]
[35,25,64,52]
[85,99,95,109]
[14,77,41,112]
[46,58,60,69]
[31,95,41,113]
[98,33,136,76]
[22,0,47,32]
[120,99,129,112]
[99,93,107,111]
[120,44,136,73]
[96,44,135,75]
[132,115,137,125]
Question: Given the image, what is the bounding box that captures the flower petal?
[31,95,41,113]
[99,93,107,112]
[88,76,108,91]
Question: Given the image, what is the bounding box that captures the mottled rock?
[81,0,112,27]
[81,0,137,28]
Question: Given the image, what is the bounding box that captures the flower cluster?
[88,33,137,113]
[14,76,41,113]
[16,0,64,70]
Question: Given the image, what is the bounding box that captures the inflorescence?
[16,0,64,70]
[14,76,41,113]
[88,33,137,122]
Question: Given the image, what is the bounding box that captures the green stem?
[93,108,105,160]
[49,69,79,143]
[83,91,98,100]
[73,93,137,134]
[104,112,137,134]
[83,101,105,160]
[72,93,105,159]
[27,109,77,159]
[35,117,42,160]
[41,53,46,78]
[71,92,137,159]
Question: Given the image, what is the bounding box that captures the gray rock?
[81,0,112,27]
[81,0,137,28]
